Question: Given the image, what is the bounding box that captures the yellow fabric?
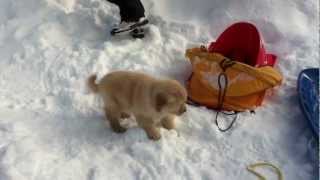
[186,47,282,111]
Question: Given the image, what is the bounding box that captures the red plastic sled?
[208,22,277,67]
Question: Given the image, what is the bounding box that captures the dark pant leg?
[123,0,145,22]
[107,0,122,7]
[106,0,145,22]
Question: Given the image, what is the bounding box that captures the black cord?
[214,59,238,132]
[186,58,239,132]
[215,111,238,132]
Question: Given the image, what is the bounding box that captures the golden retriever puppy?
[87,71,187,140]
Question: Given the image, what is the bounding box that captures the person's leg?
[106,0,121,5]
[122,0,145,22]
[107,0,145,22]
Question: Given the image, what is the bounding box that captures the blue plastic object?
[297,68,319,137]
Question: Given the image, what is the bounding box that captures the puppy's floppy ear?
[155,93,167,112]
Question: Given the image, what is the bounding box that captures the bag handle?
[215,110,238,132]
[214,59,239,132]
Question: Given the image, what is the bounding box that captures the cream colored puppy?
[87,71,187,140]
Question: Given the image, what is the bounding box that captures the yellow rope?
[247,162,284,180]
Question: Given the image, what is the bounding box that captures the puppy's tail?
[87,74,99,93]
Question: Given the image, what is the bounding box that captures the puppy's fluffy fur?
[87,71,187,140]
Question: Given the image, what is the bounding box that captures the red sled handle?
[263,54,277,67]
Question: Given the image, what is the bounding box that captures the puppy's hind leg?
[104,106,127,133]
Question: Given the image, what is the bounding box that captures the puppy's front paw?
[148,131,161,141]
[144,126,161,140]
[161,115,176,130]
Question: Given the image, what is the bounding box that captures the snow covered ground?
[0,0,319,179]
